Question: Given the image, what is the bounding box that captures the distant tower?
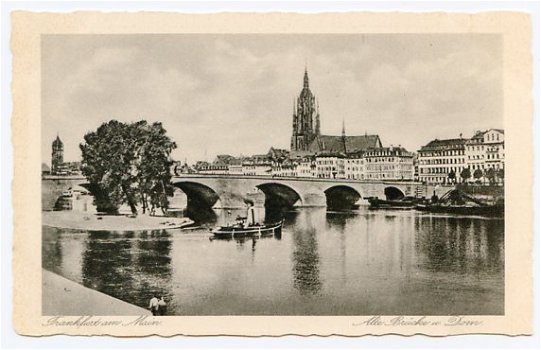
[290,68,320,153]
[51,134,64,174]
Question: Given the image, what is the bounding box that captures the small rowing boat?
[211,219,284,237]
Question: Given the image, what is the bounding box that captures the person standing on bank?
[149,295,159,316]
[158,296,167,316]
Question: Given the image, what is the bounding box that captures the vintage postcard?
[12,11,533,336]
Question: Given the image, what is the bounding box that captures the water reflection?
[42,207,504,315]
[291,210,322,296]
[42,228,63,272]
[46,230,174,310]
[415,217,504,275]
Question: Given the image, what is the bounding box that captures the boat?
[367,196,421,209]
[415,203,504,216]
[211,220,283,238]
[211,219,284,237]
[415,189,504,217]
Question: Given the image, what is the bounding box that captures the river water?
[42,206,504,315]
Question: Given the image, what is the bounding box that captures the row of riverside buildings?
[182,69,504,184]
[183,127,503,184]
[417,128,504,184]
[182,145,414,181]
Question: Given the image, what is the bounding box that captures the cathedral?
[290,69,382,157]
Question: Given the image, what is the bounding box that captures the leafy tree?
[460,168,471,183]
[496,168,504,183]
[80,120,177,215]
[473,168,483,181]
[134,121,177,215]
[485,167,496,184]
[447,170,456,183]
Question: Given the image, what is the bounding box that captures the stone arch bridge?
[41,175,446,211]
[171,174,442,209]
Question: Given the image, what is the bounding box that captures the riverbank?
[42,269,150,315]
[42,211,193,231]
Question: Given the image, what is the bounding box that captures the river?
[42,206,504,315]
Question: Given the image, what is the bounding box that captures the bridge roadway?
[42,174,449,210]
[170,174,446,209]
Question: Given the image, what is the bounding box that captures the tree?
[485,167,496,185]
[473,168,483,184]
[496,168,504,184]
[447,170,456,184]
[473,169,483,180]
[460,168,471,183]
[134,121,177,215]
[80,120,177,214]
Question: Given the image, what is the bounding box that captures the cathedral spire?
[291,67,317,153]
[315,99,320,136]
[342,119,347,153]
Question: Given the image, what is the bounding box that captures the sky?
[42,34,502,164]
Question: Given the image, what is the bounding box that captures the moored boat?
[415,203,504,217]
[367,196,421,209]
[415,189,504,217]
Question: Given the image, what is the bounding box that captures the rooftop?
[310,134,382,153]
[419,138,467,152]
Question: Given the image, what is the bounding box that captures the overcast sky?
[42,34,502,164]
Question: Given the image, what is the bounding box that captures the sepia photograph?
[8,9,534,338]
[40,33,505,316]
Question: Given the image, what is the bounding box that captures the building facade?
[242,161,272,176]
[418,129,505,185]
[295,156,317,178]
[483,129,505,172]
[465,129,505,182]
[344,152,365,180]
[417,138,467,184]
[315,153,346,179]
[364,147,414,181]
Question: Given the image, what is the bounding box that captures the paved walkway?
[42,269,150,316]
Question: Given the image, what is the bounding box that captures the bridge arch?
[256,182,302,209]
[384,186,405,201]
[324,185,362,210]
[173,181,221,208]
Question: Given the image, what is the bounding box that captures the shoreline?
[43,269,150,316]
[42,211,194,231]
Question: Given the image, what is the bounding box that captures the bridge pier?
[213,190,250,209]
[301,192,327,207]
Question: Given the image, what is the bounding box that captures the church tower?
[51,134,64,174]
[290,68,320,153]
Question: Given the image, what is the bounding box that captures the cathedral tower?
[290,68,320,153]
